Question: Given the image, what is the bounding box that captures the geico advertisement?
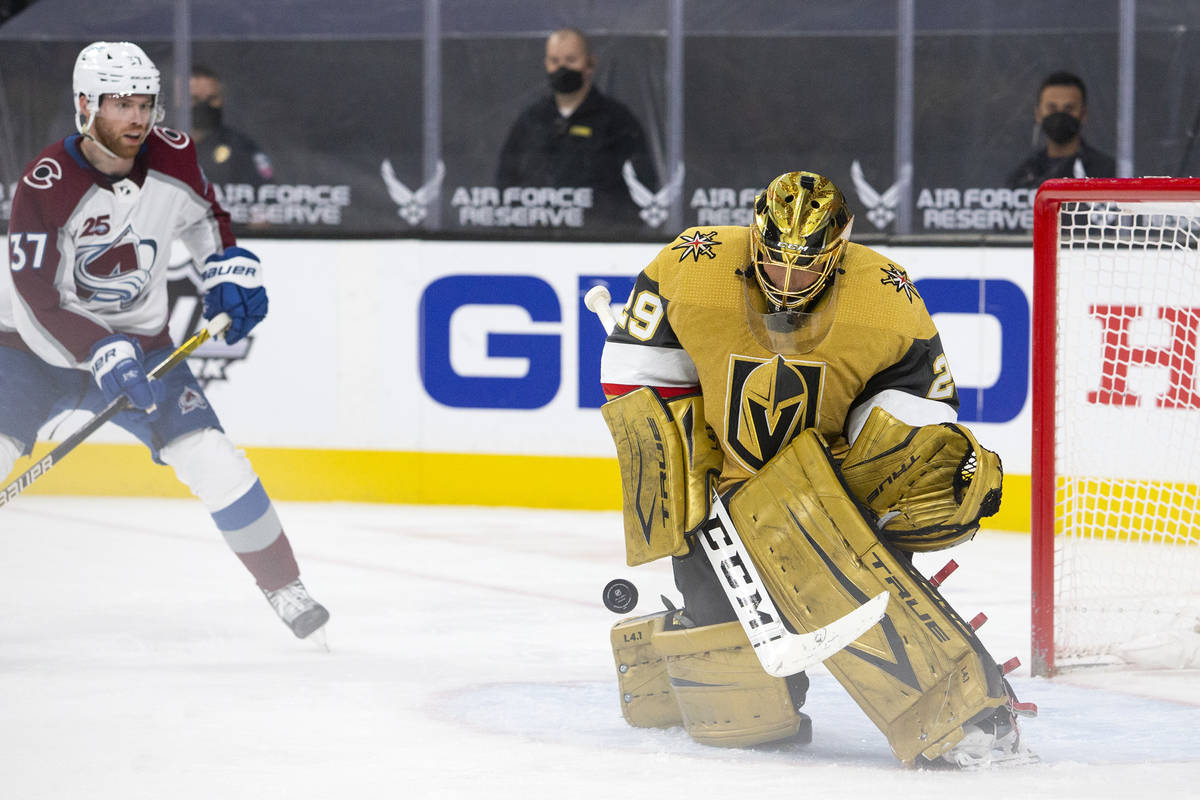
[64,239,1036,471]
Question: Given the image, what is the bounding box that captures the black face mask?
[191,102,223,132]
[548,66,584,94]
[1041,111,1081,145]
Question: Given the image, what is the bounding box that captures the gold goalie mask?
[745,171,853,354]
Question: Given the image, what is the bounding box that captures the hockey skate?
[263,579,330,641]
[936,706,1039,769]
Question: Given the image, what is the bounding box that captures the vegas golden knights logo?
[726,355,823,471]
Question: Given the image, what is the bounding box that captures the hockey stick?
[0,313,232,509]
[701,489,890,676]
[583,284,619,335]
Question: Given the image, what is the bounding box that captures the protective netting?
[1054,200,1200,669]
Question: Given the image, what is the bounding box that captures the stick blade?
[757,591,890,677]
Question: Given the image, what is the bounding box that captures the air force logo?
[381,159,445,226]
[850,160,912,231]
[623,160,685,228]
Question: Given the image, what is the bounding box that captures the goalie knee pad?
[656,619,807,748]
[159,428,259,513]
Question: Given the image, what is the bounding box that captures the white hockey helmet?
[73,41,165,135]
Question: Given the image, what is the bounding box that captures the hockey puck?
[602,578,639,614]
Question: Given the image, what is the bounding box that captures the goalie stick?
[0,313,232,509]
[583,291,889,675]
[583,284,619,335]
[702,489,889,677]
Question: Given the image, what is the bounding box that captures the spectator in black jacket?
[1007,71,1115,189]
[497,28,658,230]
[190,65,274,191]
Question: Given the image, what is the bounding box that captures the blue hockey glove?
[201,246,268,345]
[89,335,165,415]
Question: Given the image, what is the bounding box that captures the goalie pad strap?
[840,406,1004,552]
[728,429,1008,764]
[601,389,723,566]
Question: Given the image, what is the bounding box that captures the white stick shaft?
[583,285,618,335]
[701,489,889,676]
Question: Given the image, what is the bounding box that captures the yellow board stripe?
[4,442,1033,531]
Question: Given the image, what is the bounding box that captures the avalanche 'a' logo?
[725,354,823,471]
[880,263,919,302]
[74,224,157,309]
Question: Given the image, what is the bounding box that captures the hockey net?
[1031,178,1200,677]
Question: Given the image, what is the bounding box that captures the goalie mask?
[743,171,853,354]
[73,41,164,151]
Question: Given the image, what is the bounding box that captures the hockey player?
[0,42,328,640]
[600,171,1032,767]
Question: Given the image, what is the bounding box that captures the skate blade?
[953,749,1041,770]
[304,625,330,653]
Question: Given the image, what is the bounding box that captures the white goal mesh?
[1046,194,1200,671]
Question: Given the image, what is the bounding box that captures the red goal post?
[1031,177,1200,677]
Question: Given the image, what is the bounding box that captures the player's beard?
[91,114,148,160]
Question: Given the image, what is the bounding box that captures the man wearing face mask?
[190,65,273,193]
[1006,71,1115,190]
[496,27,658,231]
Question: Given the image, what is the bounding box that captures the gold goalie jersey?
[599,226,959,488]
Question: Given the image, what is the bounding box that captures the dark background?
[1,0,1197,240]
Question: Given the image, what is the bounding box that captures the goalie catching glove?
[839,406,1003,551]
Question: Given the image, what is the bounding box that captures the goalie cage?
[1031,177,1200,676]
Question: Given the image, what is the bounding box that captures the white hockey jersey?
[2,127,234,368]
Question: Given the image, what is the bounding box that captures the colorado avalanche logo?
[74,224,157,309]
[23,158,63,190]
[152,127,191,149]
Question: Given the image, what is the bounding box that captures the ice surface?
[1,497,1197,799]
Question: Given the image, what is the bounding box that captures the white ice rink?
[2,497,1198,799]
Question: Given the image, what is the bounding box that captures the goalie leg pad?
[656,619,807,748]
[611,611,683,728]
[728,429,1008,764]
[601,388,723,566]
